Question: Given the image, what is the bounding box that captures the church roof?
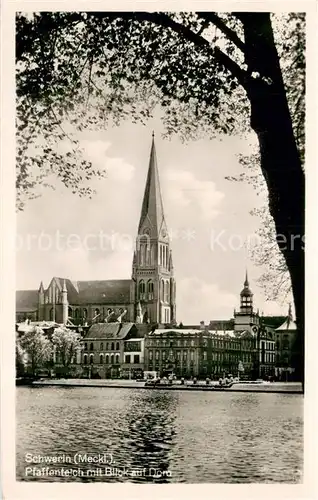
[46,278,132,305]
[16,290,38,312]
[138,134,167,237]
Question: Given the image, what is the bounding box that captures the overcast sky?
[16,119,291,323]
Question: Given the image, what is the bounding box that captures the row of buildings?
[16,135,299,381]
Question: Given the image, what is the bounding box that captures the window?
[49,308,54,321]
[94,308,100,318]
[177,351,181,361]
[183,351,187,361]
[125,355,131,364]
[83,354,87,365]
[148,280,154,300]
[90,343,94,351]
[164,281,169,303]
[100,342,104,350]
[139,280,145,300]
[134,355,140,364]
[116,342,119,351]
[190,351,194,361]
[74,309,79,319]
[84,343,88,351]
[105,355,109,364]
[111,342,115,351]
[162,351,166,360]
[155,351,160,360]
[115,354,119,364]
[203,351,207,361]
[83,308,88,319]
[140,244,145,266]
[110,354,114,365]
[160,280,164,301]
[89,354,94,364]
[99,354,103,364]
[149,351,153,360]
[191,340,195,347]
[106,342,109,350]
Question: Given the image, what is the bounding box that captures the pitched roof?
[276,318,297,331]
[262,316,286,329]
[48,278,132,305]
[75,280,131,305]
[16,290,38,311]
[138,135,167,238]
[84,322,136,340]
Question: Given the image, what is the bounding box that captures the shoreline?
[20,379,303,394]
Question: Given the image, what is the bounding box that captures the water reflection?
[120,391,178,483]
[16,387,303,483]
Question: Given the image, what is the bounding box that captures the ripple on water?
[16,387,303,483]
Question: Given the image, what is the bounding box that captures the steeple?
[244,269,249,287]
[131,133,176,326]
[138,133,167,238]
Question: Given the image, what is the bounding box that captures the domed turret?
[240,271,253,312]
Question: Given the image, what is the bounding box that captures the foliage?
[51,326,82,367]
[19,326,53,375]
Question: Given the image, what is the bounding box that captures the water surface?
[16,387,303,483]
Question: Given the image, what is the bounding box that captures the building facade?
[80,322,146,379]
[16,135,176,328]
[144,327,257,379]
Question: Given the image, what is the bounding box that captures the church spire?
[138,133,166,237]
[244,269,249,287]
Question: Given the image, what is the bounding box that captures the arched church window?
[83,308,88,319]
[49,308,54,321]
[116,342,119,351]
[160,280,164,301]
[74,309,79,319]
[150,244,155,265]
[89,354,94,364]
[147,280,154,300]
[100,354,103,364]
[83,354,87,365]
[68,306,73,318]
[90,343,94,351]
[164,281,170,303]
[139,280,145,300]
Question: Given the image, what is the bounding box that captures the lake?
[16,386,303,483]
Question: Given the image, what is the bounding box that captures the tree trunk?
[241,14,305,391]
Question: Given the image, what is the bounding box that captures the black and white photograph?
[1,1,316,495]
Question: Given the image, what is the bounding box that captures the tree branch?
[87,11,249,89]
[196,12,245,53]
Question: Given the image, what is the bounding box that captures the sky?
[16,119,292,323]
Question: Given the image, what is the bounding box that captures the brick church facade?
[16,134,176,328]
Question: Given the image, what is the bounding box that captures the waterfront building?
[80,322,146,379]
[16,134,176,328]
[144,327,256,379]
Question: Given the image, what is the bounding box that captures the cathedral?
[16,134,177,327]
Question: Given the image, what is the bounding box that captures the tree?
[51,326,82,375]
[16,12,305,386]
[19,326,53,376]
